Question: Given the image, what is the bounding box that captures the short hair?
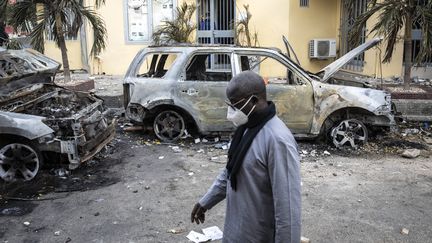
[226,71,266,100]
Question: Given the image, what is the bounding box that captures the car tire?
[330,119,368,148]
[153,110,186,142]
[0,141,42,182]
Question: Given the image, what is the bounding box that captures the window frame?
[123,0,177,45]
[234,51,308,86]
[183,51,234,82]
[135,51,181,78]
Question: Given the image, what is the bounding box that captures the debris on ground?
[423,137,432,145]
[171,146,182,153]
[186,230,209,243]
[202,226,223,241]
[301,236,311,243]
[54,230,61,236]
[401,228,409,235]
[123,126,144,132]
[52,168,70,178]
[186,226,223,242]
[401,149,421,159]
[214,143,230,150]
[167,228,184,234]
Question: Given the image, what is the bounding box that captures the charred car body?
[0,48,116,182]
[124,38,395,147]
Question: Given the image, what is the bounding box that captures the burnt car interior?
[239,55,296,85]
[186,54,232,81]
[137,53,170,78]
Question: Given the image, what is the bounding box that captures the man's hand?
[191,203,207,224]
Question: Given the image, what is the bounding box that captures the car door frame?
[232,49,315,134]
[176,49,236,133]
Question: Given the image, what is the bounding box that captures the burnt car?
[123,38,395,147]
[0,48,116,182]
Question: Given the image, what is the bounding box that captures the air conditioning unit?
[309,39,336,59]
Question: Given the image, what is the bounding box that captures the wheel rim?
[331,119,368,148]
[153,110,185,142]
[0,143,40,182]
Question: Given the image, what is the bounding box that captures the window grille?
[340,0,368,72]
[409,0,432,66]
[300,0,309,7]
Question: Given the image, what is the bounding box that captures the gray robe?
[199,116,301,243]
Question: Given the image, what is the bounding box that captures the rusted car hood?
[0,48,60,98]
[318,38,382,83]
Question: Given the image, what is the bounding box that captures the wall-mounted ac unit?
[309,39,336,59]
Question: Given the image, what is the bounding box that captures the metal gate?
[340,0,368,72]
[197,0,235,70]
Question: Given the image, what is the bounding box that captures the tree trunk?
[55,13,71,82]
[403,14,413,90]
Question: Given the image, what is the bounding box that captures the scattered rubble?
[301,236,311,243]
[167,228,184,234]
[401,228,409,235]
[187,226,223,242]
[401,149,421,159]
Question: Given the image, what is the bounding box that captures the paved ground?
[1,128,431,243]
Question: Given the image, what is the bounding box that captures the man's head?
[226,71,267,114]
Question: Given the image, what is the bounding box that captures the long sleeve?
[198,168,228,210]
[268,137,302,243]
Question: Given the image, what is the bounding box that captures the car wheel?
[330,119,368,148]
[153,110,185,142]
[0,143,41,182]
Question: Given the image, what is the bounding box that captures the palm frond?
[94,0,105,8]
[9,0,37,33]
[81,8,107,56]
[30,19,47,53]
[413,2,432,64]
[152,2,197,45]
[349,0,407,62]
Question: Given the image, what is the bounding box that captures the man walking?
[191,71,301,243]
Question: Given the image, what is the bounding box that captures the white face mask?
[226,95,256,127]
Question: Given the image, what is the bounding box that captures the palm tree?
[350,0,432,89]
[5,0,107,82]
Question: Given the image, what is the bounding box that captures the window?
[136,53,179,78]
[239,54,301,85]
[300,0,309,7]
[409,0,432,66]
[186,53,232,81]
[46,11,78,41]
[340,0,368,71]
[125,0,174,43]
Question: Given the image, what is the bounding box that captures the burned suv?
[124,38,395,147]
[0,48,116,182]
